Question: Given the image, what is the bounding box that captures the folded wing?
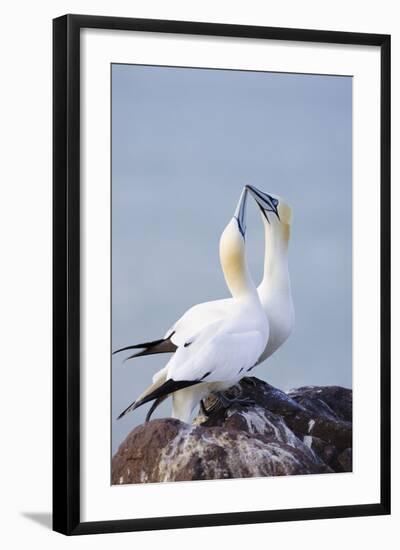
[168,322,266,383]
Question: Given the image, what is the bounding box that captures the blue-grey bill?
[234,187,248,238]
[246,184,280,221]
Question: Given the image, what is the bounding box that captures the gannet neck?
[219,218,258,300]
[259,217,291,295]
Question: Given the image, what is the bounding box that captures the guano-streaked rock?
[112,378,352,484]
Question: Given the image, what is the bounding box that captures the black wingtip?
[112,333,177,358]
[145,395,169,422]
[116,378,201,420]
[117,399,137,420]
[137,378,201,411]
[112,338,164,356]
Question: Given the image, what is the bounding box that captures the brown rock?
[112,378,352,484]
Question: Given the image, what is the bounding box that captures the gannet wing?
[164,298,232,346]
[116,320,265,419]
[117,377,201,420]
[117,365,169,420]
[112,333,177,360]
[113,299,232,362]
[168,323,266,384]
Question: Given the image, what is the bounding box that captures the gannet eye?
[271,198,279,207]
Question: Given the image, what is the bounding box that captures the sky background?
[111,64,352,455]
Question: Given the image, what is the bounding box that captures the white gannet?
[246,185,294,364]
[115,186,294,421]
[113,186,280,360]
[168,188,294,420]
[117,189,270,422]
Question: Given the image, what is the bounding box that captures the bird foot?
[241,376,257,387]
[202,391,255,416]
[199,399,209,417]
[217,392,255,407]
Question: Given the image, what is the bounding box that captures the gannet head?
[220,187,248,258]
[219,188,252,297]
[246,185,292,226]
[233,186,248,239]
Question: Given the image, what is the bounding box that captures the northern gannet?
[113,186,280,359]
[117,189,270,422]
[115,186,294,422]
[169,188,294,420]
[246,185,294,364]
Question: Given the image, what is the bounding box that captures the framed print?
[53,14,390,535]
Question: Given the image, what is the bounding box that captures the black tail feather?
[112,338,164,355]
[117,400,136,420]
[113,332,177,361]
[117,378,200,420]
[145,394,169,422]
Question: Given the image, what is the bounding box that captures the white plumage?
[166,186,294,360]
[115,185,294,423]
[116,189,270,421]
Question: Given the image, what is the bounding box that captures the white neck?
[219,220,259,302]
[258,218,291,297]
[224,256,259,301]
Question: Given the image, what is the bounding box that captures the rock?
[112,378,352,484]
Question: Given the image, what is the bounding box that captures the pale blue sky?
[111,64,352,454]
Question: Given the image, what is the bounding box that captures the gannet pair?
[114,185,294,423]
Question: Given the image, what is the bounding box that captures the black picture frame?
[53,14,391,535]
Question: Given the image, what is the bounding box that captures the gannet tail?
[117,378,200,420]
[112,332,177,361]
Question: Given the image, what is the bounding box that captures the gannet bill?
[117,189,270,422]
